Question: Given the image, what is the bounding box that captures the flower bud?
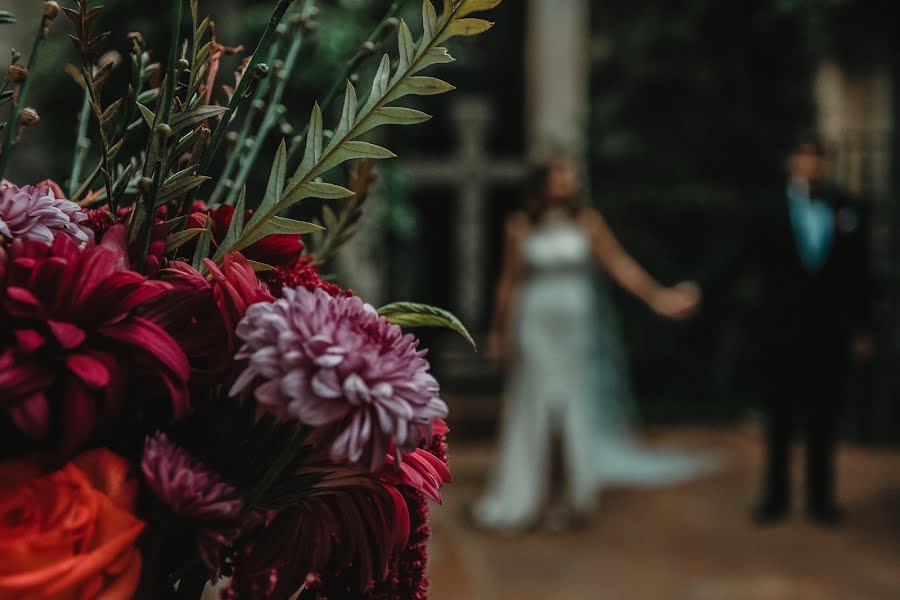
[137,177,155,194]
[19,108,39,128]
[178,58,190,70]
[386,17,400,29]
[7,64,27,83]
[252,63,270,80]
[361,41,377,55]
[225,131,239,145]
[251,99,265,111]
[155,123,172,139]
[276,23,289,36]
[43,1,60,20]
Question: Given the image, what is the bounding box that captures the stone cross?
[398,96,527,327]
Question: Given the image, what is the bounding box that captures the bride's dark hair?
[525,158,585,223]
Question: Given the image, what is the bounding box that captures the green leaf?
[191,216,212,271]
[354,106,432,137]
[362,55,393,114]
[232,216,323,253]
[383,76,455,105]
[170,105,228,133]
[331,82,358,145]
[298,103,323,177]
[0,10,16,24]
[165,227,204,253]
[311,141,395,179]
[378,302,476,349]
[244,140,287,233]
[457,0,503,18]
[155,175,210,206]
[212,187,245,261]
[248,260,276,273]
[135,102,155,128]
[422,1,438,41]
[397,20,416,74]
[437,17,494,45]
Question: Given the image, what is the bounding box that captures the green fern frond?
[216,0,502,262]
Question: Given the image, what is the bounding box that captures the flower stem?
[285,0,408,166]
[223,4,311,206]
[194,0,297,188]
[68,85,92,198]
[0,10,53,180]
[207,37,284,206]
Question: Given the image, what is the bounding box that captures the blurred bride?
[472,158,713,531]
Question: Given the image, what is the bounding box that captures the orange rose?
[0,449,145,600]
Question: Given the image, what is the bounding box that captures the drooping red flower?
[187,203,305,267]
[167,253,274,354]
[0,226,192,458]
[261,255,348,298]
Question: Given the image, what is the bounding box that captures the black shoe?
[807,503,845,527]
[752,500,789,525]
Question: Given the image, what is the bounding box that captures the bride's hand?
[650,281,701,320]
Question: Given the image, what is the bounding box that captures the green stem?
[161,0,183,126]
[69,85,92,198]
[285,0,408,166]
[194,0,296,185]
[223,12,308,206]
[207,37,284,206]
[0,13,51,180]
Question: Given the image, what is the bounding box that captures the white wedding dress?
[473,217,716,529]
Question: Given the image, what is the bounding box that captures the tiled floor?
[427,425,900,600]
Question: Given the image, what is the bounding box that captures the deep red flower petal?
[14,329,45,353]
[47,320,86,349]
[98,317,190,382]
[66,353,112,389]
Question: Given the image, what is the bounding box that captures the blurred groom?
[701,135,873,525]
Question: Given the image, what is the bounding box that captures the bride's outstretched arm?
[582,209,698,319]
[488,212,529,363]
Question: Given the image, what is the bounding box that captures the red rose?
[0,449,145,599]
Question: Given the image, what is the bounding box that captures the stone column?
[526,0,591,160]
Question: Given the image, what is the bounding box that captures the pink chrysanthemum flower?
[0,182,93,245]
[142,433,245,575]
[230,287,447,470]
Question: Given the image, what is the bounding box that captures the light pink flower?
[0,182,93,245]
[230,287,447,470]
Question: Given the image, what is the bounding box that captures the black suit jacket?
[703,184,871,368]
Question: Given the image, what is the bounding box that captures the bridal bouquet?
[0,0,495,598]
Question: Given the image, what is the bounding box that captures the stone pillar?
[526,0,591,159]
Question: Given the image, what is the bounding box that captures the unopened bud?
[252,63,270,80]
[19,108,39,127]
[289,13,304,26]
[155,123,172,139]
[251,99,265,111]
[273,104,286,118]
[178,58,190,70]
[225,130,239,145]
[7,64,27,83]
[280,123,294,137]
[361,41,377,55]
[386,17,400,29]
[308,6,320,18]
[43,1,60,20]
[275,23,289,36]
[137,177,154,194]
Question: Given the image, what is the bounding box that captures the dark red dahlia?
[0,226,192,458]
[261,255,348,298]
